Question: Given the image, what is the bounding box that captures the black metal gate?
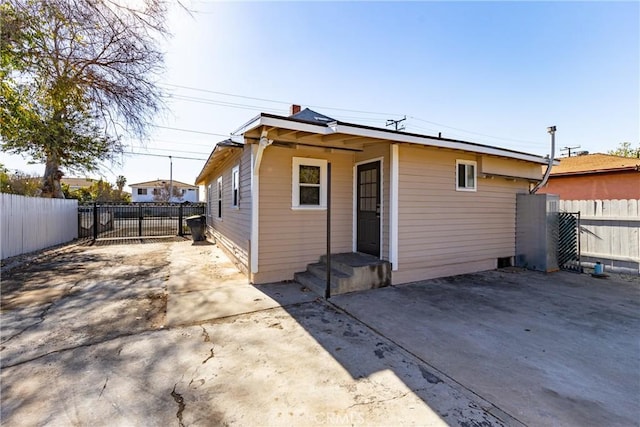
[79,203,206,240]
[558,211,581,271]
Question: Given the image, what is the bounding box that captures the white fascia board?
[230,134,245,144]
[232,114,262,136]
[333,124,550,165]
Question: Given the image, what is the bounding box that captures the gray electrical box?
[515,193,559,272]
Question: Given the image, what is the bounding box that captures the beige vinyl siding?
[254,145,354,283]
[393,144,529,284]
[355,142,390,261]
[203,147,251,274]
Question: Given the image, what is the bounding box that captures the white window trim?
[231,165,240,208]
[456,159,477,192]
[217,176,223,219]
[292,157,327,210]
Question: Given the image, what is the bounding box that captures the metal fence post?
[178,203,183,236]
[93,202,98,240]
[138,204,143,237]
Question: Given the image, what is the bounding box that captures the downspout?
[530,126,557,194]
[250,130,273,276]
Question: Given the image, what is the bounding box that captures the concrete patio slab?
[331,269,640,427]
[3,239,510,426]
[165,241,317,326]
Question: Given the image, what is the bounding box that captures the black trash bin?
[185,214,206,241]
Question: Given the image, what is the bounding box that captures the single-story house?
[195,106,550,289]
[61,177,96,191]
[130,179,200,203]
[538,153,640,200]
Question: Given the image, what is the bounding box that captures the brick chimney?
[289,104,301,116]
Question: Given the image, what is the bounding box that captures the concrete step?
[293,271,336,296]
[307,262,351,288]
[296,253,392,297]
[319,252,390,275]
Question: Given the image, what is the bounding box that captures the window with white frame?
[137,188,147,195]
[207,184,213,218]
[292,157,327,209]
[217,176,223,218]
[456,160,477,191]
[231,165,239,207]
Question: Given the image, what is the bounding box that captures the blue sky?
[2,1,638,195]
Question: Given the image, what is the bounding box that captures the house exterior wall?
[253,145,355,284]
[131,186,199,203]
[393,145,530,284]
[203,147,252,274]
[355,142,390,261]
[539,171,640,200]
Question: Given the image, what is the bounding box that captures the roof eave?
[241,114,550,165]
[331,122,551,165]
[550,166,640,177]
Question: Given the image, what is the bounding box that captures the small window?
[217,176,223,218]
[231,165,239,207]
[456,160,477,191]
[292,157,327,209]
[137,188,147,195]
[153,188,160,196]
[207,184,213,217]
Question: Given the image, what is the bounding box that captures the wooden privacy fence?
[1,194,78,260]
[559,199,639,273]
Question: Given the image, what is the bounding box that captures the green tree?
[0,0,169,198]
[607,142,640,158]
[0,164,42,196]
[115,175,127,194]
[153,182,184,202]
[66,179,131,202]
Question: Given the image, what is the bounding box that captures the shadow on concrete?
[257,269,640,427]
[0,241,220,425]
[84,236,191,246]
[255,283,511,426]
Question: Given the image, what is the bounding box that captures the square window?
[292,157,327,209]
[456,160,477,191]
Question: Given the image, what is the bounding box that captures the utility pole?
[386,116,406,131]
[560,146,580,157]
[169,155,173,203]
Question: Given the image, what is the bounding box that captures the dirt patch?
[146,291,168,329]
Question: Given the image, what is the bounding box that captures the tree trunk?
[41,153,65,198]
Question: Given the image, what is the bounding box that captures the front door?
[357,161,381,257]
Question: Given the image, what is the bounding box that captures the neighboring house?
[195,105,549,286]
[538,153,640,200]
[61,177,96,191]
[129,179,200,203]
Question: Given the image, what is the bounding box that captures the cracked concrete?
[2,239,517,426]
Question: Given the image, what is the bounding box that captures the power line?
[169,94,286,114]
[162,83,293,106]
[153,125,229,137]
[122,151,206,161]
[560,145,581,157]
[407,116,543,146]
[134,146,210,156]
[160,83,546,147]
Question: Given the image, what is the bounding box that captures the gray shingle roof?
[290,108,335,124]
